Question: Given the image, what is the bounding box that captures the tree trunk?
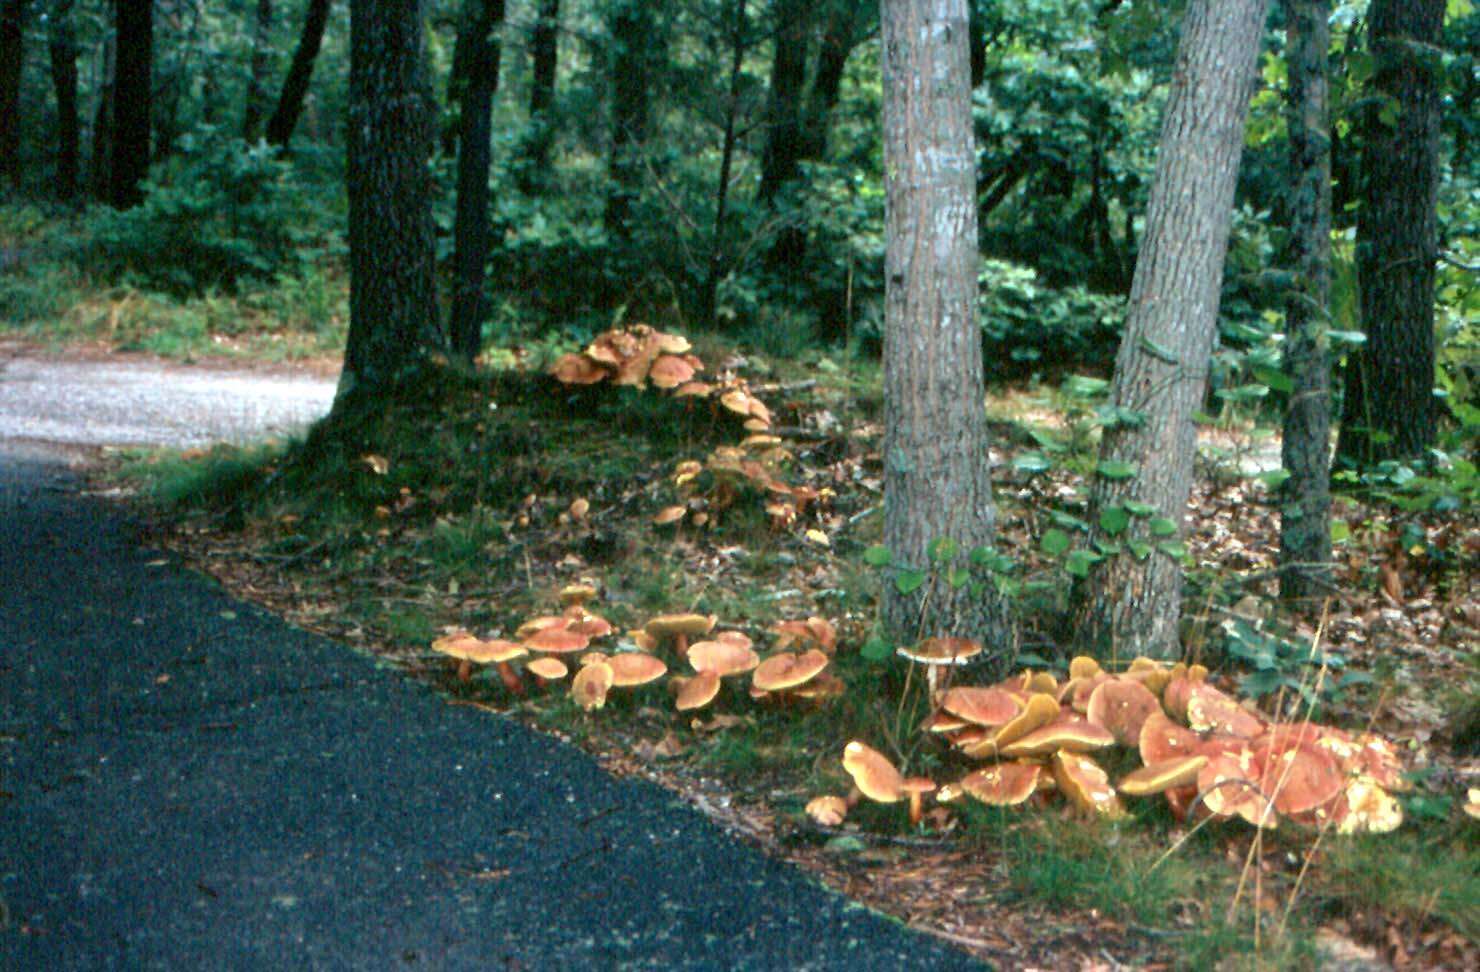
[449,0,505,360]
[110,0,152,209]
[881,0,1010,652]
[337,0,442,414]
[1279,0,1334,607]
[699,0,748,328]
[756,0,807,205]
[603,0,651,240]
[49,0,80,199]
[518,0,558,191]
[1335,0,1444,466]
[1075,0,1267,659]
[799,1,866,162]
[0,0,26,189]
[89,31,113,201]
[266,0,332,149]
[242,0,274,140]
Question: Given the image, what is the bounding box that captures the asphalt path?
[0,451,983,967]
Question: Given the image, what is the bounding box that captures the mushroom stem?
[497,662,524,695]
[456,659,472,683]
[908,792,924,826]
[675,634,690,656]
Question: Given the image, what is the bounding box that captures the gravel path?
[0,345,336,451]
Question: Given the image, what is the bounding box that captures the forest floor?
[17,339,1476,970]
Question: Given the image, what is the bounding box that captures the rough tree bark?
[1335,0,1445,465]
[448,0,505,360]
[881,0,1011,651]
[603,0,654,240]
[242,0,274,139]
[110,0,152,209]
[518,0,558,191]
[1,0,27,188]
[336,0,442,414]
[48,0,79,199]
[1075,0,1267,659]
[89,30,113,200]
[1279,0,1334,606]
[266,0,332,149]
[699,0,749,328]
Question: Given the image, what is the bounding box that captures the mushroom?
[606,652,668,688]
[1117,755,1209,797]
[998,718,1116,759]
[939,686,1021,728]
[751,649,830,699]
[1052,751,1126,819]
[959,762,1042,807]
[897,637,983,699]
[648,354,696,390]
[1197,750,1278,828]
[572,660,614,711]
[1184,682,1265,738]
[687,638,760,677]
[805,795,851,827]
[960,693,1059,759]
[675,671,722,711]
[899,778,937,826]
[1085,676,1163,748]
[842,741,904,807]
[526,656,570,688]
[559,582,598,608]
[772,617,838,655]
[524,626,591,655]
[431,632,527,690]
[644,613,717,656]
[551,353,607,385]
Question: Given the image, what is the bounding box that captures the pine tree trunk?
[266,0,332,149]
[1279,0,1334,606]
[1335,0,1444,465]
[337,0,442,413]
[49,0,80,199]
[799,2,863,162]
[242,0,274,140]
[756,0,807,205]
[518,0,558,191]
[881,0,1010,652]
[110,0,152,209]
[1075,0,1267,659]
[89,33,113,201]
[0,0,26,189]
[700,0,748,328]
[603,0,651,241]
[449,0,504,360]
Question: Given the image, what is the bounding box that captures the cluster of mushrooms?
[433,585,844,713]
[817,646,1410,835]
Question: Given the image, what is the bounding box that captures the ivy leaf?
[1041,529,1072,557]
[1149,516,1179,537]
[946,566,971,589]
[860,636,893,663]
[1100,505,1131,535]
[862,544,892,567]
[1124,500,1157,516]
[1012,452,1053,475]
[1065,550,1100,577]
[927,537,959,563]
[1096,460,1137,480]
[1157,541,1188,559]
[1258,468,1292,489]
[1128,540,1153,561]
[1048,510,1090,532]
[895,570,927,595]
[1253,367,1294,394]
[1328,330,1367,346]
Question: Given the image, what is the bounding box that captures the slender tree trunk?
[89,32,113,201]
[242,0,274,139]
[1335,0,1444,465]
[266,0,332,149]
[49,0,79,199]
[756,0,807,204]
[110,0,152,209]
[881,0,1010,651]
[1279,0,1334,607]
[449,0,504,360]
[799,1,865,162]
[1075,0,1267,659]
[603,0,651,240]
[337,0,442,414]
[699,0,747,328]
[518,0,558,191]
[0,0,25,189]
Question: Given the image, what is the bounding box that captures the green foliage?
[82,132,335,294]
[1218,619,1368,712]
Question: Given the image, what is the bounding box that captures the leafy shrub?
[976,260,1124,374]
[82,131,331,294]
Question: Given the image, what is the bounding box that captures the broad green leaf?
[1012,452,1053,475]
[1065,550,1100,577]
[1049,510,1090,532]
[1041,529,1072,557]
[1330,519,1351,544]
[1128,541,1153,561]
[1157,541,1188,559]
[1100,506,1131,535]
[1328,330,1367,346]
[1252,367,1294,394]
[1063,375,1110,399]
[1096,460,1137,480]
[895,570,927,595]
[927,537,959,563]
[1124,500,1157,516]
[1149,516,1179,537]
[862,544,892,567]
[860,635,893,663]
[946,566,971,589]
[1258,468,1292,489]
